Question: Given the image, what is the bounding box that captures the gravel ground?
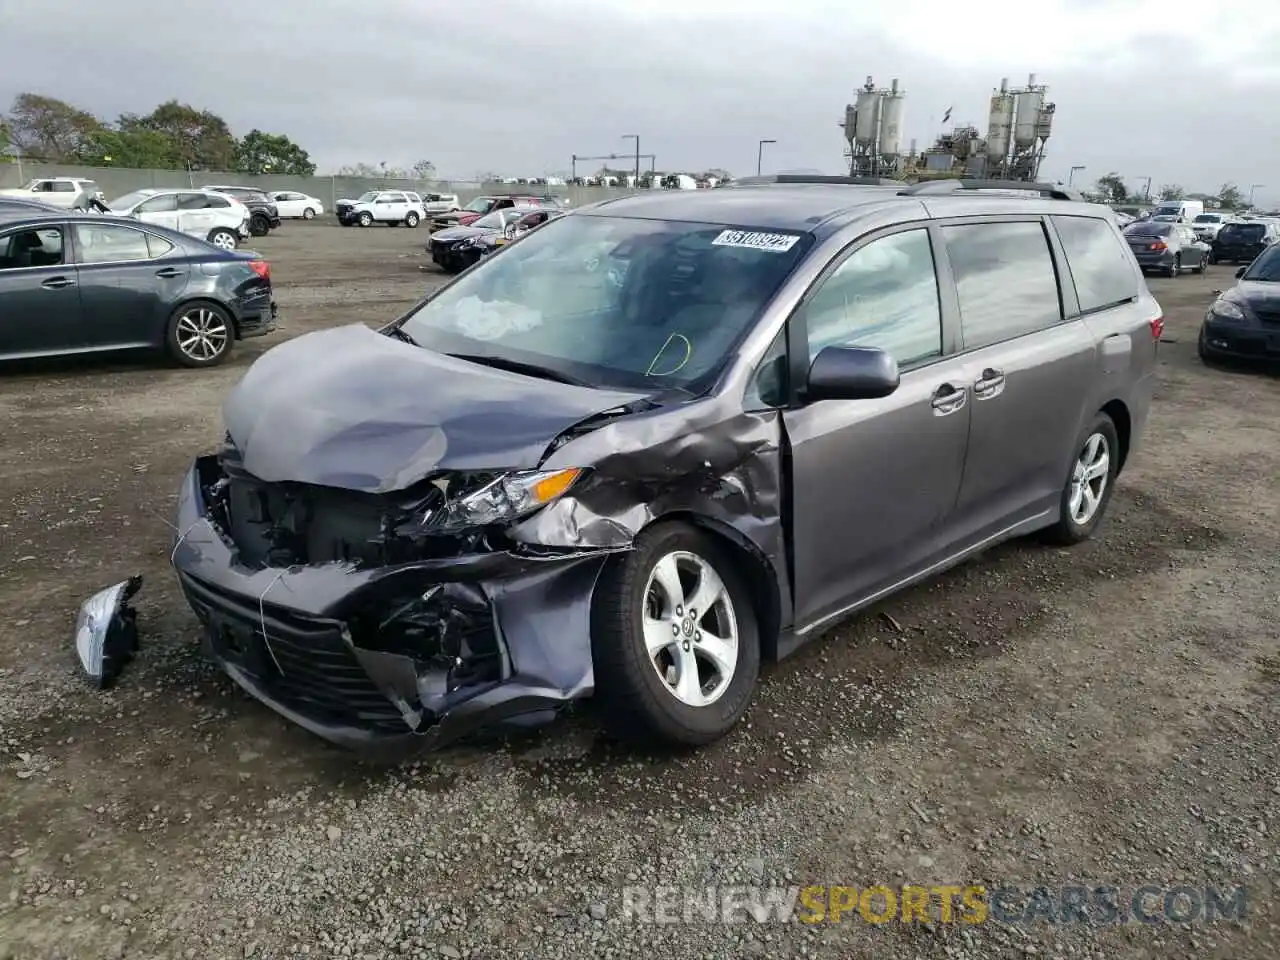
[1,221,1277,959]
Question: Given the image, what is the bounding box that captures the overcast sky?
[3,0,1279,202]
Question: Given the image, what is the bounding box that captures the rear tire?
[405,211,421,227]
[591,522,760,747]
[249,214,270,237]
[207,228,238,251]
[1165,256,1180,278]
[1039,412,1120,546]
[165,302,234,368]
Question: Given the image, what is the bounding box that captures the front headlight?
[1211,299,1245,321]
[426,468,583,532]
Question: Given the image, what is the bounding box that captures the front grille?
[1254,308,1280,326]
[181,573,408,733]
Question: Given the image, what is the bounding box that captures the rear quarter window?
[1052,216,1139,313]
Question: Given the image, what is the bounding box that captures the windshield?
[471,209,516,230]
[1125,223,1172,237]
[465,197,497,213]
[1242,245,1280,281]
[355,191,378,202]
[107,190,153,211]
[399,214,812,391]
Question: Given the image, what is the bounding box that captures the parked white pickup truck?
[0,177,105,210]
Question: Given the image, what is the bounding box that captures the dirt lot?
[1,221,1278,960]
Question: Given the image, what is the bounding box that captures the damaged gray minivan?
[170,176,1160,751]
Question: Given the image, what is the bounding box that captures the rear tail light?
[248,259,270,280]
[1149,241,1167,251]
[1149,315,1165,340]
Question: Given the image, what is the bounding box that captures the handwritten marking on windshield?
[645,333,693,376]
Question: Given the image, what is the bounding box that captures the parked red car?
[429,195,563,231]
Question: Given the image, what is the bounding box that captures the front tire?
[1040,413,1120,546]
[302,207,316,220]
[358,212,373,227]
[591,522,760,746]
[165,302,234,368]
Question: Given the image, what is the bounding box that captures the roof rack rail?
[898,180,1082,201]
[726,174,906,188]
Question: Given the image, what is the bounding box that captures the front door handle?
[931,383,967,416]
[155,267,185,278]
[41,276,75,289]
[974,367,1006,399]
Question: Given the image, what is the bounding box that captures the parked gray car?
[165,177,1160,752]
[1123,220,1210,276]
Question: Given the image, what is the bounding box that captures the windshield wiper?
[384,325,419,346]
[446,353,592,387]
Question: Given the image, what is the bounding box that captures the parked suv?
[202,186,282,237]
[105,188,251,250]
[1211,220,1280,265]
[168,177,1159,752]
[335,190,427,227]
[421,192,461,215]
[0,177,105,210]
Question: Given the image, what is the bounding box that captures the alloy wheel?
[175,307,229,363]
[642,551,739,707]
[210,232,236,251]
[1069,433,1110,525]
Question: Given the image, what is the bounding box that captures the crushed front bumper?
[170,457,610,753]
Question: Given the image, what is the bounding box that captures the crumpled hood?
[432,225,490,243]
[221,324,647,493]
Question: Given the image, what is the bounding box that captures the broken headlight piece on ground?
[73,575,142,689]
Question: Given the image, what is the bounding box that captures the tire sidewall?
[208,229,237,251]
[166,302,234,368]
[595,524,760,743]
[358,212,372,227]
[405,212,420,227]
[1055,414,1120,542]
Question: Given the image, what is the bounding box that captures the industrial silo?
[878,79,905,159]
[986,78,1015,168]
[854,81,882,149]
[1013,73,1045,149]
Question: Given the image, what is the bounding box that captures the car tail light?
[248,260,270,280]
[1149,315,1164,340]
[1149,241,1167,251]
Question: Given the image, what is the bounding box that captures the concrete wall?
[0,162,633,209]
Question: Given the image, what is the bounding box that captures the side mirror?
[1236,266,1247,278]
[805,345,900,402]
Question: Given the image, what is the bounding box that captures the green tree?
[1217,183,1243,209]
[78,127,179,168]
[0,119,11,160]
[410,159,436,179]
[233,129,315,175]
[1157,183,1185,201]
[4,93,102,161]
[126,101,236,170]
[1095,171,1127,204]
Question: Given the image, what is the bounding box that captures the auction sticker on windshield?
[712,229,801,253]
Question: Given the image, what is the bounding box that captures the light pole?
[621,134,639,189]
[1249,183,1264,207]
[757,139,776,176]
[1139,176,1152,201]
[1068,164,1086,186]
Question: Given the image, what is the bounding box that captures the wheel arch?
[1099,399,1132,473]
[641,510,785,662]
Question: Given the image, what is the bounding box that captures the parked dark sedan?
[1210,220,1280,265]
[0,211,277,367]
[427,207,533,273]
[1199,243,1280,362]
